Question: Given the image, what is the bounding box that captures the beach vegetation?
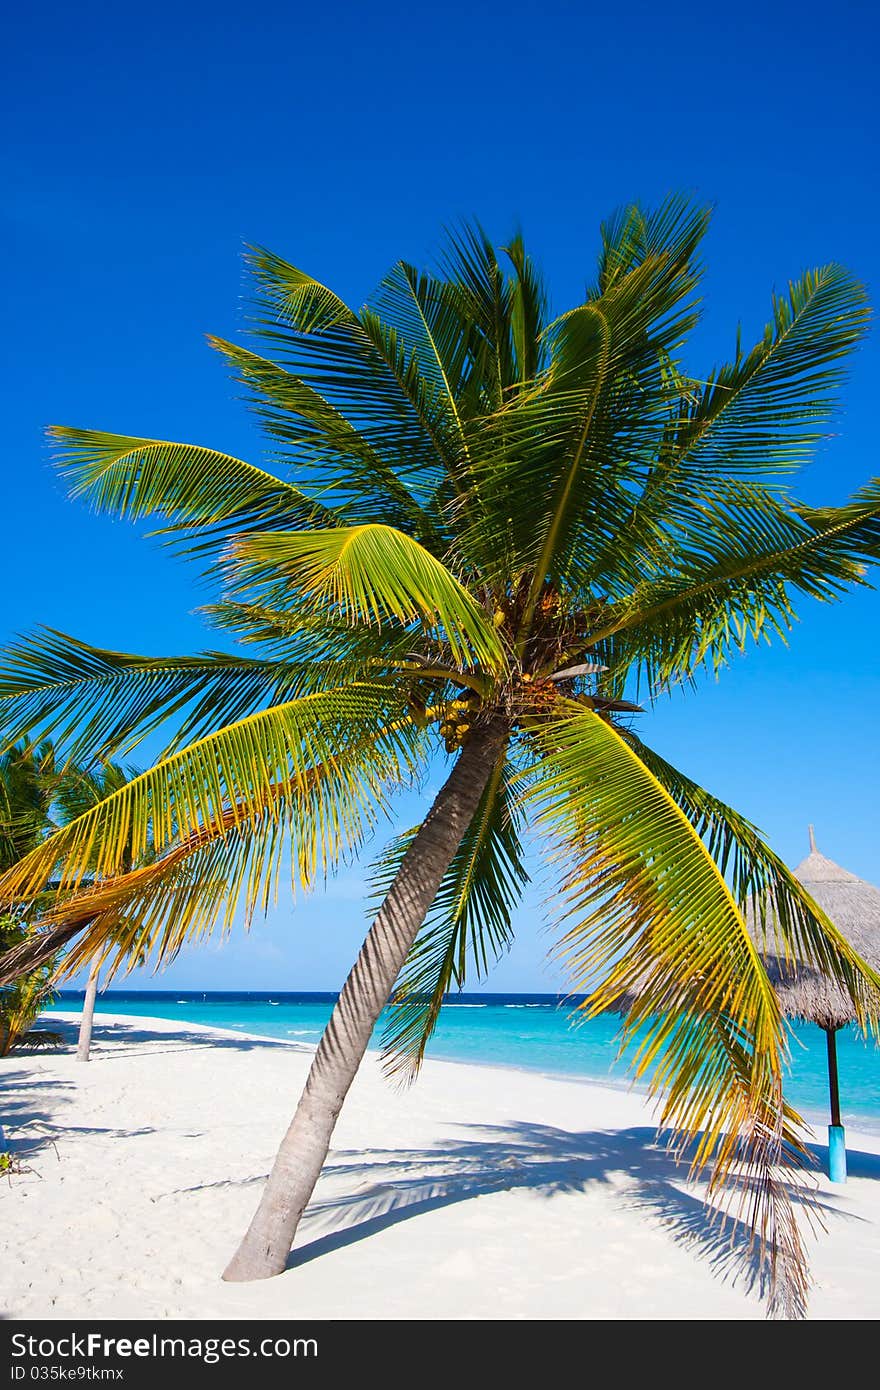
[0,913,59,1055]
[0,743,65,1054]
[0,746,146,1057]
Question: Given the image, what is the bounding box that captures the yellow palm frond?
[0,685,418,906]
[228,525,506,673]
[521,702,815,1318]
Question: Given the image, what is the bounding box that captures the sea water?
[47,990,880,1135]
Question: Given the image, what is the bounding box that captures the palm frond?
[54,759,135,825]
[562,264,867,606]
[0,684,419,905]
[521,702,816,1318]
[49,429,335,560]
[672,264,869,475]
[622,731,880,1026]
[589,477,880,687]
[503,232,549,384]
[209,336,442,537]
[595,196,710,297]
[368,261,476,448]
[2,705,428,986]
[244,246,449,499]
[228,525,506,673]
[0,628,389,762]
[437,221,515,404]
[453,200,707,612]
[517,203,706,604]
[0,740,62,869]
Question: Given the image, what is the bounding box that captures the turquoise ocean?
[49,990,880,1135]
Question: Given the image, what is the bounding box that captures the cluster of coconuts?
[438,697,478,752]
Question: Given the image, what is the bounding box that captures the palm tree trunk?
[222,720,506,1282]
[76,964,100,1063]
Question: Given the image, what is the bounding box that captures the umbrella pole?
[825,1026,846,1183]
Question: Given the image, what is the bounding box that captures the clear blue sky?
[2,0,878,991]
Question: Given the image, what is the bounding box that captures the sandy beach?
[2,1011,879,1321]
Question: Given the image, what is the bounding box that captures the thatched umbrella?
[755,826,880,1182]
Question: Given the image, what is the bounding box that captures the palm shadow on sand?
[0,1068,71,1149]
[288,1120,880,1306]
[32,1016,313,1059]
[0,1064,158,1156]
[1,1018,304,1153]
[8,1020,880,1308]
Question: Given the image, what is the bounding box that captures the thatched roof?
[752,829,880,1030]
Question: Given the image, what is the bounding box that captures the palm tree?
[0,912,58,1055]
[1,198,880,1315]
[0,741,65,1053]
[0,747,147,1058]
[0,740,59,869]
[54,760,148,1061]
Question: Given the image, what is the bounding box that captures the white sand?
[2,1011,879,1321]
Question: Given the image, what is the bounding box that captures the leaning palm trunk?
[223,721,506,1282]
[76,963,99,1062]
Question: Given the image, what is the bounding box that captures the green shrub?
[0,913,57,1057]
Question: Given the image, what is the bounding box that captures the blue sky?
[2,0,879,991]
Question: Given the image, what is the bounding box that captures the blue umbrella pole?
[825,1026,846,1183]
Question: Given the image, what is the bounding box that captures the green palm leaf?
[458,200,708,617]
[504,232,548,385]
[209,336,442,536]
[48,429,335,559]
[0,740,62,871]
[6,709,425,985]
[0,684,420,903]
[591,477,880,687]
[437,222,515,404]
[245,246,450,496]
[368,261,477,445]
[673,264,869,475]
[0,628,389,762]
[228,525,506,673]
